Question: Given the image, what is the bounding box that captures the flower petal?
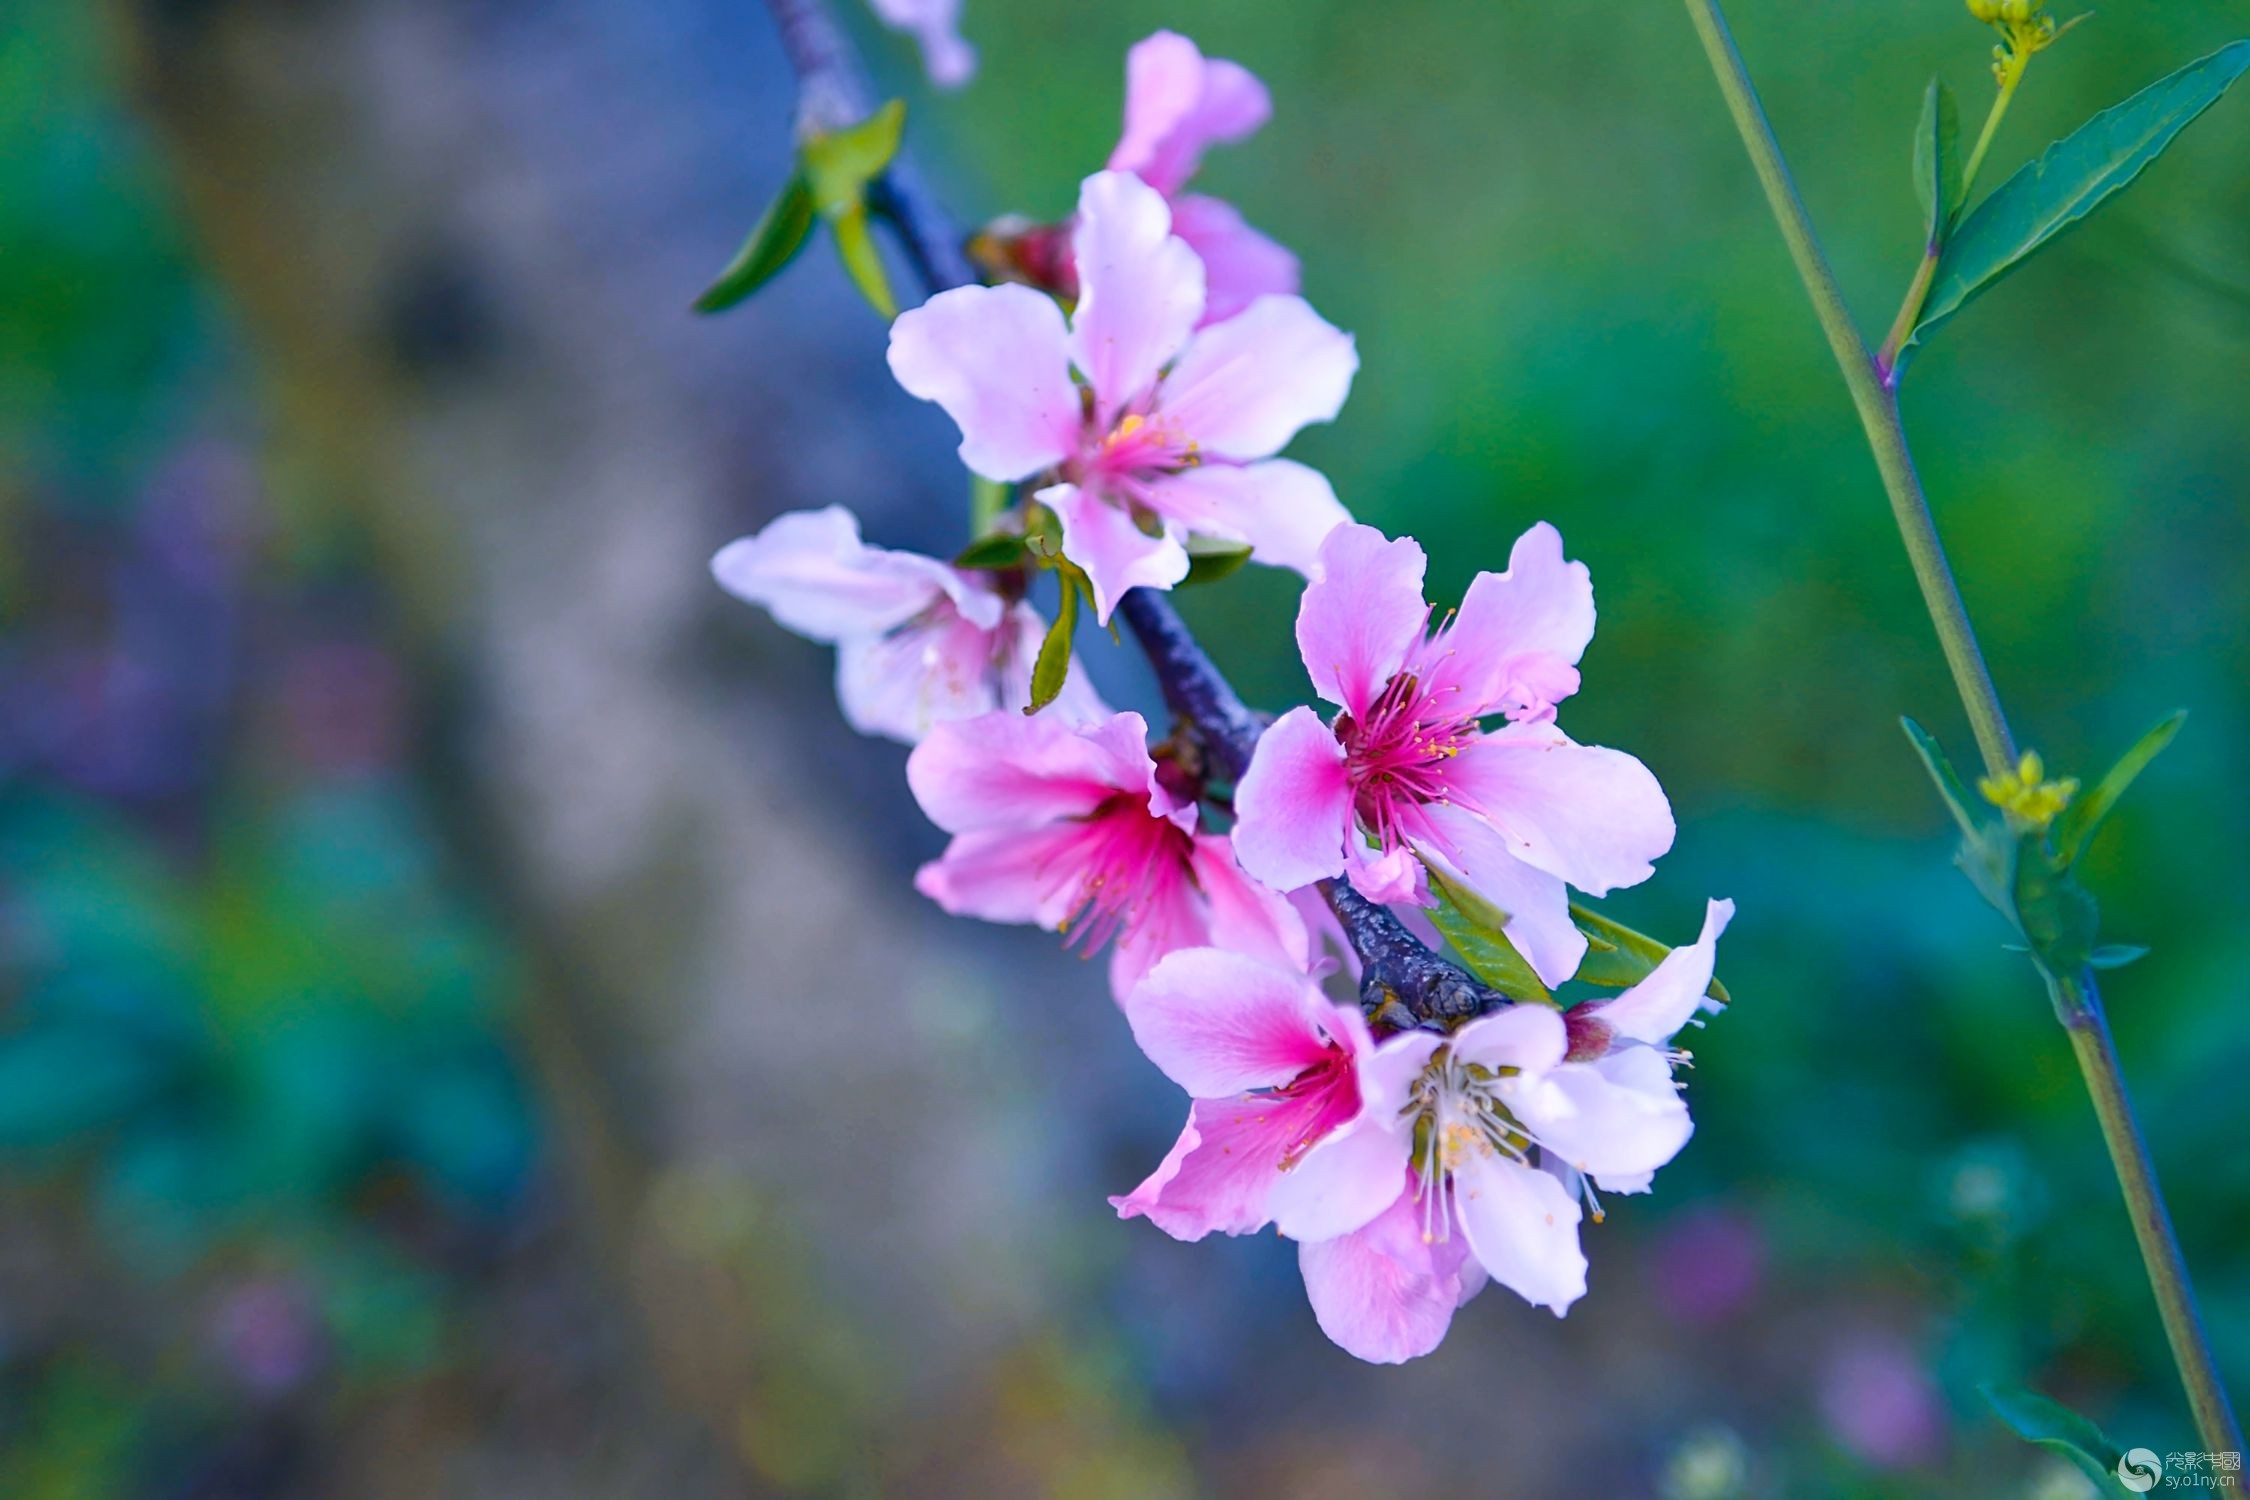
[1231,706,1352,891]
[1268,1109,1408,1242]
[1187,834,1311,974]
[1448,1003,1568,1075]
[1044,482,1191,625]
[1168,194,1299,325]
[906,708,1155,833]
[1581,897,1733,1045]
[912,824,1085,929]
[1068,171,1205,418]
[834,610,1000,743]
[1108,32,1270,198]
[1451,1151,1587,1316]
[1297,1182,1470,1364]
[1446,722,1675,896]
[1158,294,1356,461]
[1294,523,1426,717]
[1121,947,1331,1097]
[711,506,977,640]
[866,0,975,88]
[1145,459,1349,577]
[1509,1058,1692,1182]
[1110,1095,1306,1241]
[1419,521,1595,718]
[888,283,1079,481]
[1416,804,1588,988]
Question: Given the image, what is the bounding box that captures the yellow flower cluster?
[1979,751,2079,830]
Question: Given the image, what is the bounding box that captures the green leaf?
[829,202,897,318]
[1913,76,1963,249]
[801,99,907,216]
[2053,709,2186,869]
[1905,41,2250,360]
[1569,904,1731,1006]
[692,171,816,314]
[2012,840,2099,976]
[2088,943,2149,970]
[1901,718,1984,841]
[970,474,1010,536]
[953,532,1029,571]
[1180,537,1254,587]
[1979,1383,2125,1488]
[1026,573,1078,714]
[1425,868,1553,1005]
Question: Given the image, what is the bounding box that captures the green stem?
[1681,0,2241,1455]
[1961,53,2028,197]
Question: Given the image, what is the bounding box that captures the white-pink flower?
[1106,31,1299,324]
[888,170,1356,624]
[1232,521,1674,987]
[1285,900,1731,1363]
[867,0,975,89]
[906,709,1305,1002]
[710,506,1100,744]
[1110,948,1407,1243]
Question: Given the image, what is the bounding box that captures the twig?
[756,0,1511,1029]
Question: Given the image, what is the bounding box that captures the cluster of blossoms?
[716,31,1731,1363]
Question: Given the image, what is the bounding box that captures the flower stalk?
[1681,0,2241,1453]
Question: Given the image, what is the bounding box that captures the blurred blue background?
[2,0,2244,1494]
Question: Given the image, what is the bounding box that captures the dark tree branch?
[756,0,1510,1029]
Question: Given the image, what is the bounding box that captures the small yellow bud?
[1966,0,2003,19]
[1979,750,2079,830]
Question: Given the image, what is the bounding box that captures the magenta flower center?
[1050,793,1195,955]
[1335,670,1476,851]
[1262,1044,1363,1170]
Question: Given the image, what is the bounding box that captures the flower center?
[1335,672,1477,850]
[1050,793,1194,957]
[1401,1049,1532,1242]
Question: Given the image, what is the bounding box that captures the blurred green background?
[2,0,2244,1495]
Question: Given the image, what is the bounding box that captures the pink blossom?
[1107,31,1298,323]
[1286,903,1730,1360]
[906,710,1305,1001]
[712,506,1101,744]
[1231,521,1673,986]
[888,171,1355,623]
[1111,947,1407,1243]
[867,0,975,89]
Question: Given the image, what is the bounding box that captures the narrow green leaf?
[1180,537,1254,587]
[1425,869,1554,1006]
[1979,1383,2125,1487]
[1026,573,1078,714]
[1913,76,1963,248]
[801,99,908,215]
[692,172,816,314]
[2053,710,2186,868]
[953,533,1029,571]
[1905,41,2250,358]
[830,202,898,319]
[1901,717,1984,841]
[1569,904,1731,1006]
[2088,943,2149,970]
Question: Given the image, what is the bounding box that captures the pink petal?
[1109,1094,1310,1241]
[1418,521,1595,718]
[1108,32,1270,198]
[1187,834,1311,974]
[1294,523,1426,718]
[1168,194,1299,325]
[913,823,1087,928]
[1446,723,1675,897]
[1121,947,1331,1097]
[1509,1059,1692,1182]
[1158,294,1357,461]
[1043,481,1191,625]
[1451,1151,1587,1316]
[1068,171,1204,419]
[1344,842,1423,905]
[887,283,1079,481]
[1297,1183,1472,1365]
[1448,1003,1568,1075]
[1268,1109,1408,1242]
[834,608,1000,743]
[1105,863,1209,1006]
[711,506,982,640]
[906,708,1155,833]
[866,0,975,88]
[1582,897,1733,1044]
[1231,706,1352,892]
[1417,804,1589,988]
[1144,459,1349,577]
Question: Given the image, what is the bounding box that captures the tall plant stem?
[1682,0,2241,1455]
